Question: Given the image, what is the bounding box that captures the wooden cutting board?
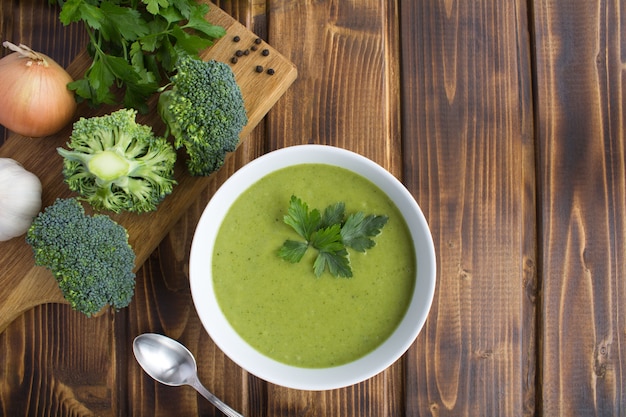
[0,3,297,332]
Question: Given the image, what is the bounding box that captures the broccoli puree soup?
[212,163,415,368]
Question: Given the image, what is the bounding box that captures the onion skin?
[0,49,77,138]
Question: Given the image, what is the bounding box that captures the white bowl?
[189,144,436,390]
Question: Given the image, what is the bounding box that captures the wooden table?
[1,0,624,415]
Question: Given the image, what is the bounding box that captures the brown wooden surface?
[533,1,626,415]
[0,0,625,416]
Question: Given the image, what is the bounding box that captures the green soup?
[212,163,415,368]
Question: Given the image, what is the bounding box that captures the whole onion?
[0,42,77,138]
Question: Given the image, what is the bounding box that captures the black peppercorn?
[254,38,262,44]
[261,49,270,56]
[243,49,250,56]
[255,65,264,73]
[235,50,244,57]
[251,45,258,51]
[233,35,241,42]
[231,57,238,64]
[267,68,275,75]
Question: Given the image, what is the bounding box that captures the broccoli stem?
[88,151,131,181]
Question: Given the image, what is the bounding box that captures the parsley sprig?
[278,196,388,278]
[50,0,226,112]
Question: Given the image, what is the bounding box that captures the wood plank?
[399,0,537,415]
[122,3,271,416]
[533,0,626,415]
[264,0,403,172]
[258,1,405,415]
[0,1,297,333]
[0,305,117,416]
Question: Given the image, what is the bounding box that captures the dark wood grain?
[399,0,537,415]
[533,0,626,415]
[264,0,403,172]
[0,305,117,415]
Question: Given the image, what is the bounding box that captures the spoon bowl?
[133,333,197,386]
[133,333,243,417]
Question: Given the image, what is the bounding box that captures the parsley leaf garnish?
[52,0,226,110]
[320,201,345,229]
[277,239,308,263]
[278,195,388,278]
[341,212,389,252]
[311,224,352,278]
[283,196,320,241]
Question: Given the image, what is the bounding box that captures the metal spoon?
[133,333,244,417]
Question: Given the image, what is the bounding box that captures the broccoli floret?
[57,108,177,213]
[26,198,136,317]
[158,55,248,176]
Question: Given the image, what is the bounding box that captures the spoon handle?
[189,377,244,417]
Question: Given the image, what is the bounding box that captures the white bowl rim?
[189,144,436,391]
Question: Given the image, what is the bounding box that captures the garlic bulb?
[0,158,42,241]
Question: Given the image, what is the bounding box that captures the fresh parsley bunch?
[278,195,388,278]
[50,0,226,112]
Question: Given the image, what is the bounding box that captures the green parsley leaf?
[77,2,105,30]
[341,212,389,252]
[58,0,84,25]
[183,4,227,39]
[105,54,141,80]
[320,201,345,229]
[157,6,186,25]
[76,58,117,104]
[130,41,146,69]
[277,240,308,263]
[310,224,343,252]
[283,195,321,241]
[143,0,170,15]
[100,2,150,42]
[311,224,351,277]
[138,19,169,53]
[123,78,160,113]
[314,248,352,278]
[170,0,193,18]
[169,25,215,57]
[277,195,387,278]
